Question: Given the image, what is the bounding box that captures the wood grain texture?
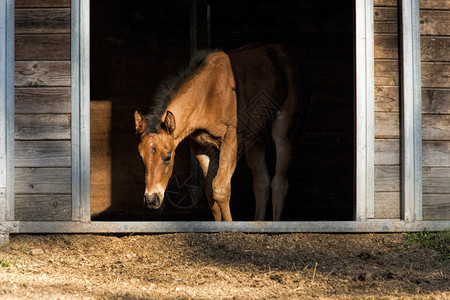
[15,34,70,60]
[375,112,400,139]
[375,166,400,192]
[423,141,450,167]
[374,192,400,219]
[421,63,450,88]
[15,0,71,8]
[422,89,450,114]
[375,34,398,59]
[14,195,71,221]
[15,8,70,34]
[375,139,400,165]
[15,61,70,87]
[374,0,397,7]
[15,167,71,194]
[420,0,450,10]
[421,37,450,62]
[15,87,71,113]
[375,61,399,86]
[375,86,399,112]
[15,114,70,140]
[423,167,450,194]
[423,194,450,220]
[420,11,450,36]
[15,141,71,167]
[374,7,398,34]
[422,115,450,141]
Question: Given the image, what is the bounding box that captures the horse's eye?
[163,155,171,163]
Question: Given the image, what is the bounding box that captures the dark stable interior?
[90,0,354,221]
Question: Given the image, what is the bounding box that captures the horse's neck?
[166,71,211,145]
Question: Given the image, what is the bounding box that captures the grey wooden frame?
[0,0,14,231]
[72,0,91,222]
[355,0,375,221]
[400,0,422,222]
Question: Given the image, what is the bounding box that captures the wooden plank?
[420,11,450,36]
[423,195,450,220]
[6,220,450,234]
[15,61,70,87]
[421,63,450,88]
[375,166,400,192]
[422,89,450,114]
[423,167,450,194]
[14,168,71,194]
[80,0,91,222]
[15,114,70,140]
[374,0,397,7]
[423,141,450,167]
[15,34,70,60]
[374,34,398,59]
[71,0,80,221]
[374,7,398,34]
[422,115,450,141]
[374,192,400,219]
[15,87,71,113]
[420,0,450,10]
[15,8,70,34]
[375,86,399,112]
[375,112,399,138]
[15,141,71,167]
[375,139,400,165]
[421,37,450,62]
[375,60,399,86]
[15,0,71,8]
[14,195,71,221]
[6,0,15,221]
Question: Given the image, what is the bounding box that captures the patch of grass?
[404,229,450,267]
[0,259,12,267]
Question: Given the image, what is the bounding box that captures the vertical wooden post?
[0,0,14,243]
[400,0,422,222]
[354,0,375,221]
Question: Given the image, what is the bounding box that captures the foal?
[135,45,309,221]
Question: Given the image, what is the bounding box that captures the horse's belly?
[190,131,221,149]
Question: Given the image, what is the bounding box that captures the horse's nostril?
[144,194,161,209]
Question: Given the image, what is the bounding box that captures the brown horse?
[135,44,309,221]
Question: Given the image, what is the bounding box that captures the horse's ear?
[163,111,176,135]
[134,110,147,134]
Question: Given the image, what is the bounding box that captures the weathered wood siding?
[14,0,71,221]
[420,0,450,220]
[374,0,401,218]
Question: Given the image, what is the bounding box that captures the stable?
[1,0,449,243]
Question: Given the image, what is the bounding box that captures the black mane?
[144,49,220,133]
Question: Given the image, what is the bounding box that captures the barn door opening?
[89,0,355,221]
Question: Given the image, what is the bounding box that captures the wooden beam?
[3,220,449,234]
[79,0,90,222]
[355,0,375,220]
[400,0,423,222]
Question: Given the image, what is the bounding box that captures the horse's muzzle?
[144,193,162,210]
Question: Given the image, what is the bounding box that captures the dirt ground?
[0,233,448,299]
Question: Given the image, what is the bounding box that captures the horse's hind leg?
[246,138,271,221]
[271,111,296,221]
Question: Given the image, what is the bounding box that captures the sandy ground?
[0,233,449,299]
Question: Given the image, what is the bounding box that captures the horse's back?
[226,45,305,143]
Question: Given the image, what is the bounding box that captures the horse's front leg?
[212,127,237,221]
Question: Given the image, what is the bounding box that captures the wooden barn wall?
[373,0,401,219]
[14,0,72,221]
[420,0,450,220]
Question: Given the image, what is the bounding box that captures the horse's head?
[134,110,176,210]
